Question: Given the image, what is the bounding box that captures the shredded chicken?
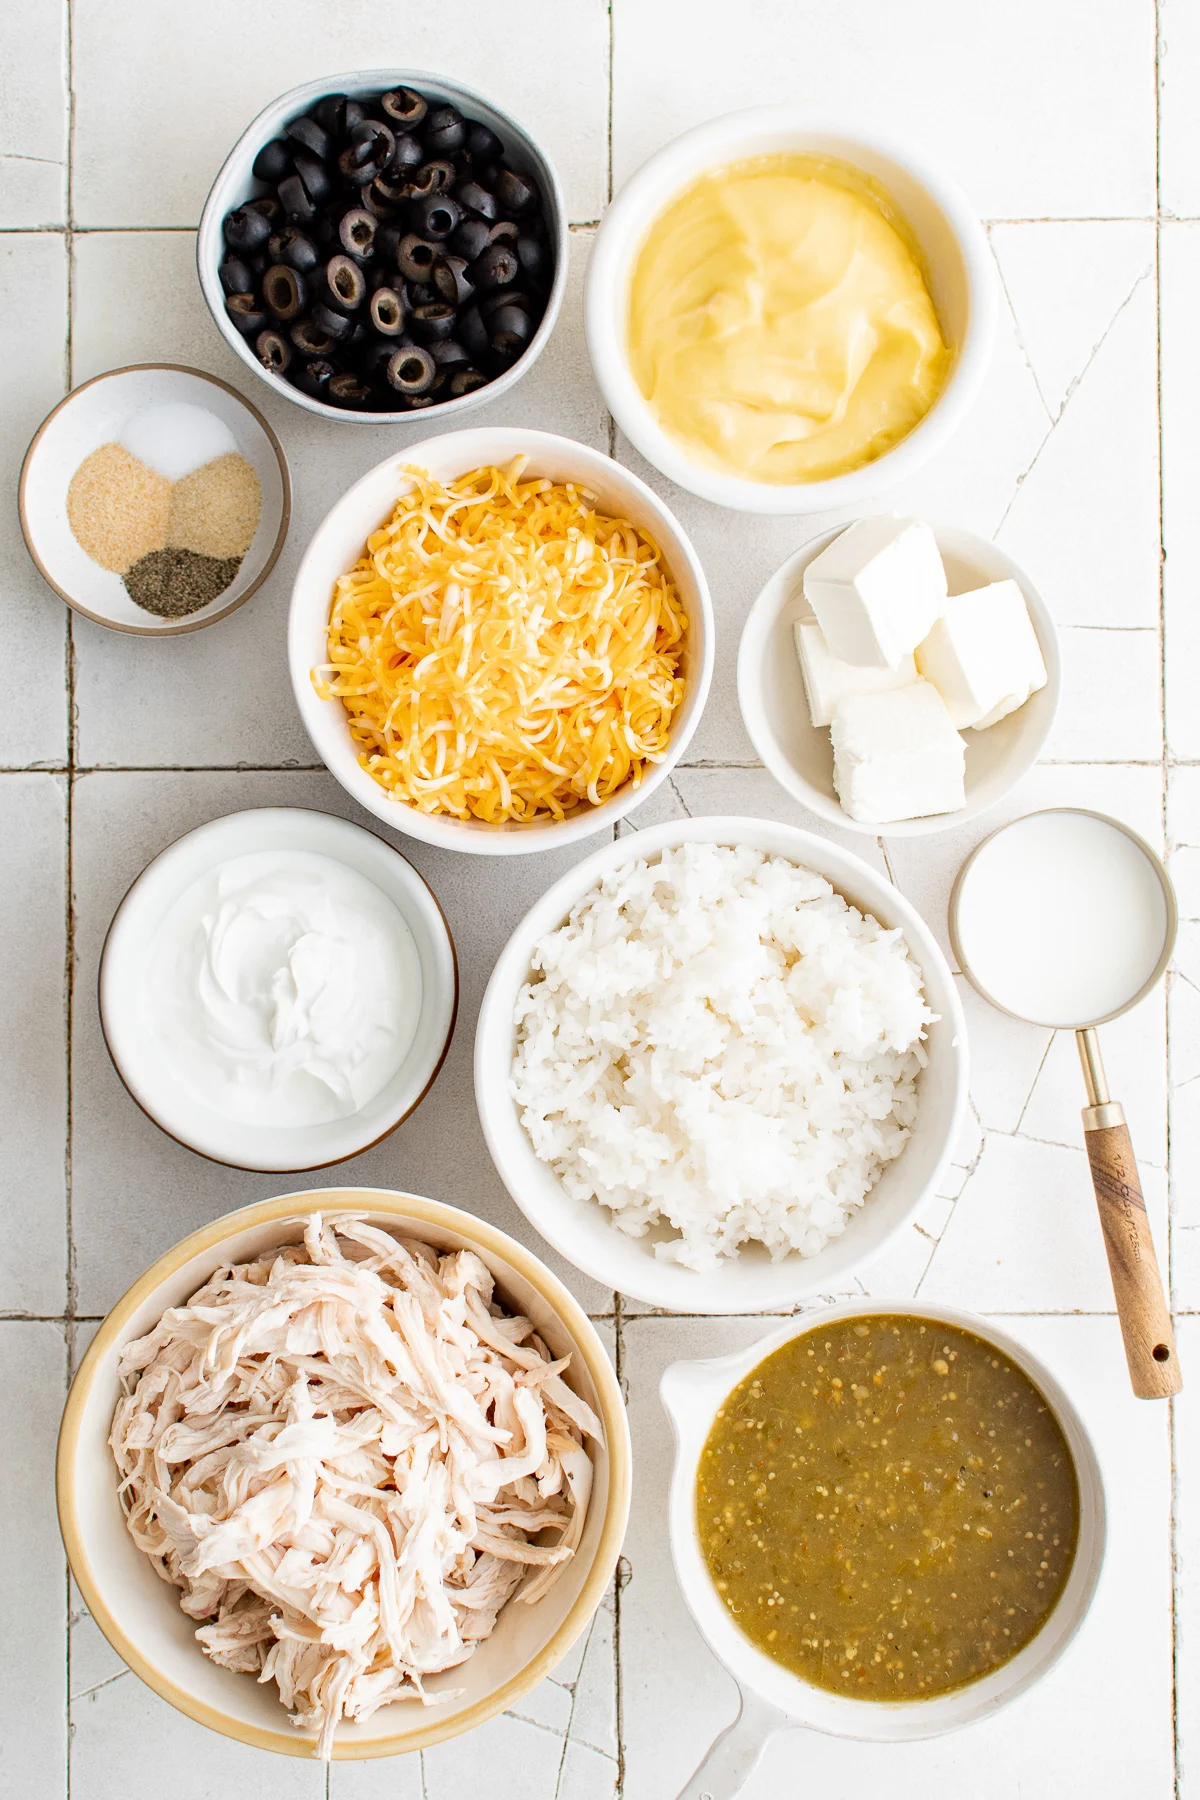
[110,1214,601,1759]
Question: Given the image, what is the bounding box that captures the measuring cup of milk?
[950,808,1180,1399]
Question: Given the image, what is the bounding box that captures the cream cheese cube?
[803,516,948,669]
[831,680,966,823]
[793,617,918,728]
[916,579,1047,730]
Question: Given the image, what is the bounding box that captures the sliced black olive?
[381,87,428,129]
[327,371,373,405]
[456,179,498,222]
[311,212,338,249]
[516,233,549,281]
[431,336,470,367]
[290,315,336,355]
[223,204,272,253]
[369,171,408,204]
[338,145,380,185]
[457,304,489,358]
[422,104,466,156]
[262,264,307,321]
[277,174,316,222]
[450,215,491,262]
[226,292,267,335]
[479,285,534,320]
[363,185,402,220]
[495,167,538,215]
[432,254,474,306]
[489,303,534,361]
[338,208,377,259]
[285,115,333,162]
[469,241,519,292]
[412,194,461,240]
[351,118,395,165]
[396,233,439,283]
[275,227,320,272]
[323,254,366,311]
[487,219,520,246]
[311,300,354,342]
[312,93,349,137]
[404,394,437,410]
[252,138,292,184]
[465,122,504,164]
[255,329,292,373]
[374,222,404,265]
[292,150,332,206]
[386,345,436,394]
[342,98,367,135]
[406,280,436,306]
[362,335,401,378]
[449,365,489,398]
[369,286,407,335]
[409,302,456,343]
[294,356,336,398]
[388,132,424,173]
[247,194,282,221]
[411,159,456,197]
[218,256,254,296]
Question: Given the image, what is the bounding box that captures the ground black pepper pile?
[122,549,243,619]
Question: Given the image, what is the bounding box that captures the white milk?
[953,810,1169,1028]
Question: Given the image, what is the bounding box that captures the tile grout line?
[1154,8,1182,1798]
[62,3,77,1793]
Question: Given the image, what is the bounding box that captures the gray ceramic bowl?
[197,70,567,425]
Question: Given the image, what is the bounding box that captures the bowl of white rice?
[474,816,967,1313]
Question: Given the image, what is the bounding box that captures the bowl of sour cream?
[99,807,457,1171]
[585,110,996,514]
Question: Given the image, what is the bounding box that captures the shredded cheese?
[314,460,687,824]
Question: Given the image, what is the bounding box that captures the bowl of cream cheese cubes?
[738,514,1060,836]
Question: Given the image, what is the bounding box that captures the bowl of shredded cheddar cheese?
[289,428,713,853]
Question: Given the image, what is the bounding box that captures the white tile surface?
[2,6,1187,1795]
[0,1323,68,1798]
[611,0,1156,220]
[70,1,608,227]
[0,775,68,1315]
[0,0,68,226]
[1,235,70,767]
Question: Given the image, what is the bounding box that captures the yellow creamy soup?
[628,155,951,484]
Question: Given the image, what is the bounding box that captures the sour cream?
[146,850,422,1128]
[628,153,950,485]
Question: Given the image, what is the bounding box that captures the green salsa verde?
[696,1314,1079,1700]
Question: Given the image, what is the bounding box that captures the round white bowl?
[19,364,290,635]
[288,426,714,855]
[737,521,1062,837]
[100,807,457,1170]
[474,816,967,1313]
[197,70,567,426]
[57,1188,631,1760]
[663,1302,1106,1795]
[585,109,996,515]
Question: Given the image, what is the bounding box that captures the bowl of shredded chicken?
[288,427,714,855]
[57,1191,630,1761]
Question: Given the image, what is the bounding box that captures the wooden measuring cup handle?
[1084,1110,1180,1398]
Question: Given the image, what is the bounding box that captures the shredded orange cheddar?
[314,459,687,824]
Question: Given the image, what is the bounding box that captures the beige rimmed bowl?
[57,1188,631,1761]
[19,364,290,635]
[663,1301,1106,1797]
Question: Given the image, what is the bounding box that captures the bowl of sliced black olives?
[198,70,566,421]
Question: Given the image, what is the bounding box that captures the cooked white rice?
[510,842,934,1272]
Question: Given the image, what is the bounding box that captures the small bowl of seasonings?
[19,364,290,635]
[196,70,566,423]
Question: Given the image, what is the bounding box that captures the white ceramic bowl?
[474,816,967,1312]
[99,807,457,1170]
[197,70,567,425]
[662,1302,1106,1797]
[57,1188,631,1760]
[737,522,1062,837]
[585,109,996,515]
[288,427,714,855]
[19,364,290,635]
